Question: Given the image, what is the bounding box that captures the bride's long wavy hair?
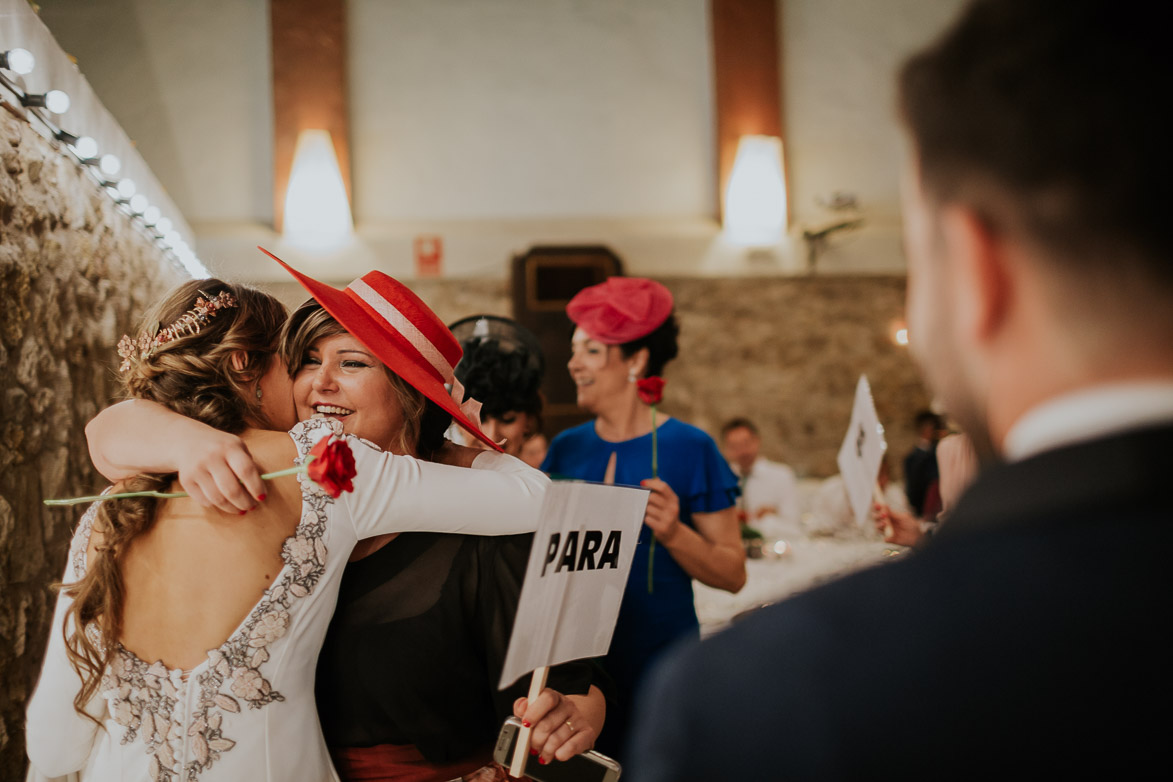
[61,278,287,722]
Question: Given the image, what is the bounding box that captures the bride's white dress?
[26,419,548,781]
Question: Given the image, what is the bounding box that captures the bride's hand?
[513,688,599,764]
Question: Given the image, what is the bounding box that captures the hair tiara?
[117,290,238,373]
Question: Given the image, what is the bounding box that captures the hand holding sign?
[502,480,649,776]
[836,375,889,530]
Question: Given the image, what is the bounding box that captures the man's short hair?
[721,417,759,438]
[898,0,1172,296]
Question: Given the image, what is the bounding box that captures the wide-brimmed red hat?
[260,247,501,452]
[566,276,674,344]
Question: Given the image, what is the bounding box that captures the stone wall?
[0,107,183,778]
[664,276,929,478]
[272,273,929,479]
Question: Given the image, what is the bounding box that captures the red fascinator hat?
[260,247,502,452]
[566,276,674,344]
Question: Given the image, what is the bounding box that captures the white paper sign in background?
[836,375,889,529]
[499,481,650,689]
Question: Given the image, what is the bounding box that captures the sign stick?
[508,664,550,777]
[872,482,892,539]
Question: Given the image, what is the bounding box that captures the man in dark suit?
[629,1,1173,778]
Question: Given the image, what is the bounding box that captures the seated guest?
[903,409,944,518]
[875,432,980,546]
[630,1,1173,777]
[721,417,801,529]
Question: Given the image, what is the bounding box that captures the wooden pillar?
[710,0,784,221]
[270,0,350,232]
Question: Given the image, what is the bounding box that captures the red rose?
[306,437,356,498]
[636,376,666,406]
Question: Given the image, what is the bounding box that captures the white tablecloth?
[694,534,903,636]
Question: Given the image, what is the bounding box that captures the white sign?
[836,375,888,529]
[499,481,650,689]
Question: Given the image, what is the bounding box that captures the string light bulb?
[116,179,136,199]
[129,194,149,214]
[99,154,121,176]
[155,217,172,234]
[21,89,71,114]
[143,205,161,225]
[1,48,35,75]
[55,130,99,159]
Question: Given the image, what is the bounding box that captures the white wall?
[37,0,273,223]
[37,0,967,282]
[352,0,714,221]
[782,0,966,274]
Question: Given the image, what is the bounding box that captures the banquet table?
[693,532,903,637]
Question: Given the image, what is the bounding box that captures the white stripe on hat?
[347,278,454,382]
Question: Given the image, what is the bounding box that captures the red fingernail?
[539,757,548,765]
[529,749,538,756]
[239,510,247,515]
[522,721,531,728]
[257,493,267,502]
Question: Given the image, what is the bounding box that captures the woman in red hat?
[82,255,609,781]
[541,276,747,761]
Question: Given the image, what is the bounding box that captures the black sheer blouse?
[315,531,597,763]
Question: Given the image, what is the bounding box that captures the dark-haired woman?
[540,277,746,759]
[448,314,546,457]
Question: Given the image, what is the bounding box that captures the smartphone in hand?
[493,716,621,782]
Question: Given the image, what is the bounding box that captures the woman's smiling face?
[293,332,406,451]
[567,327,632,413]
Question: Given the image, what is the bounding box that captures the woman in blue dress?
[541,277,746,760]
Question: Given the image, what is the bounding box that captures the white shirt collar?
[1003,381,1173,462]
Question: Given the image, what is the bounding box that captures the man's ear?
[938,205,1011,345]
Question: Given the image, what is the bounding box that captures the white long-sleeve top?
[26,418,548,782]
[735,457,801,526]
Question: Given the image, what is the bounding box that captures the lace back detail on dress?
[96,418,345,781]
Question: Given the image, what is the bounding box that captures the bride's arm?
[26,510,108,776]
[85,399,265,513]
[283,421,549,538]
[343,437,550,537]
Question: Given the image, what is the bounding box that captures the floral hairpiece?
[117,291,238,372]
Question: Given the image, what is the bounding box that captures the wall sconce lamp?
[724,135,788,246]
[283,129,353,250]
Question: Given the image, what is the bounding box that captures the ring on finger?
[565,719,575,733]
